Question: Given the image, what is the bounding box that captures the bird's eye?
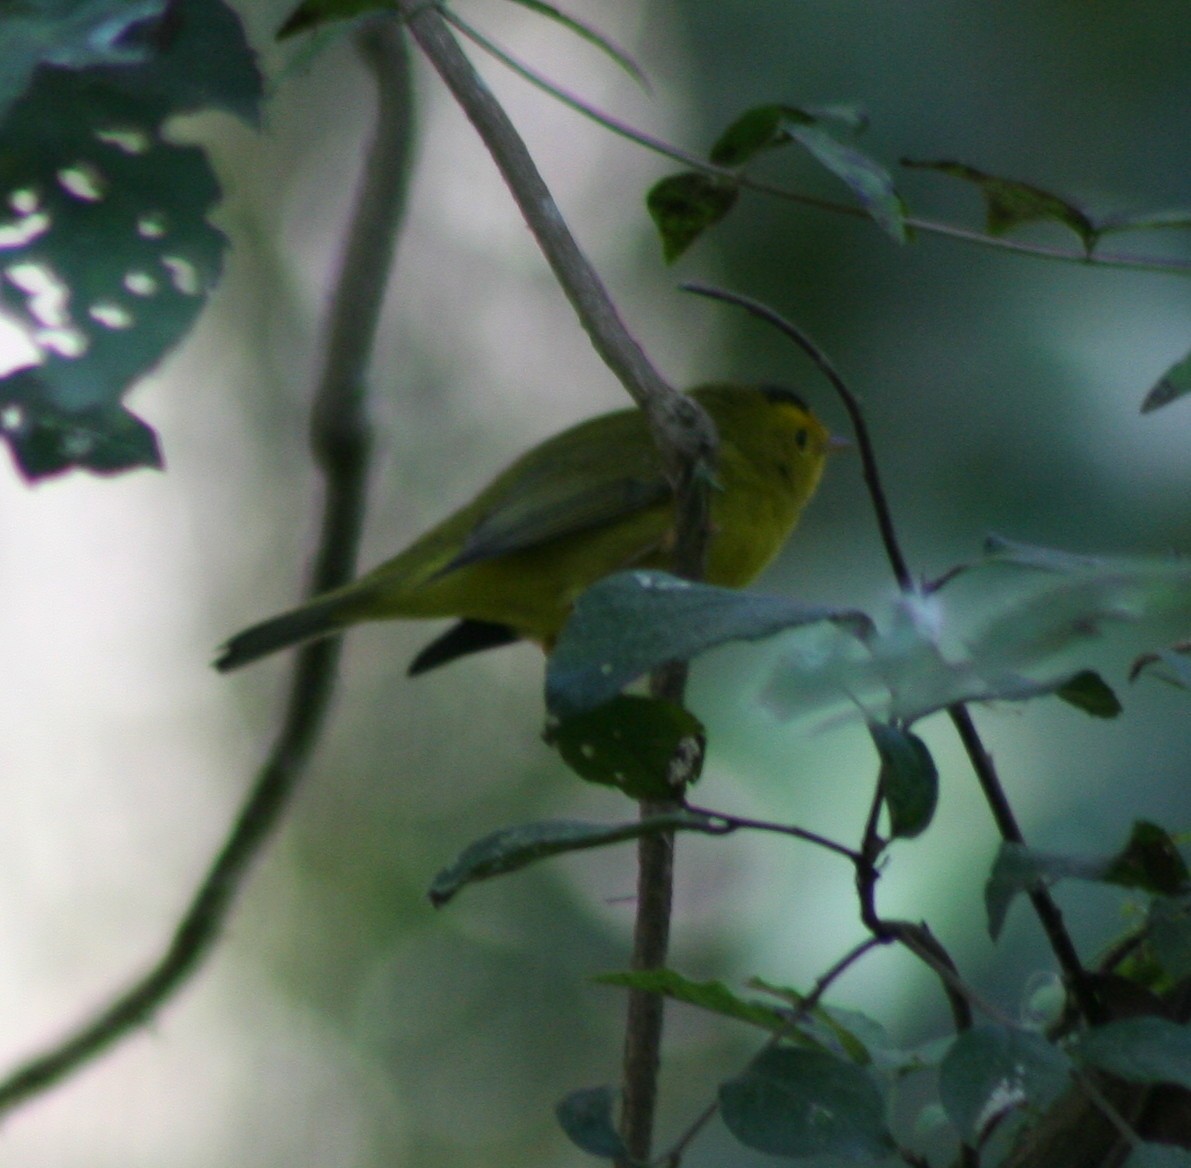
[794,428,809,451]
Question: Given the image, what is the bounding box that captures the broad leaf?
[1141,349,1191,414]
[938,1025,1070,1142]
[1104,822,1189,897]
[719,1046,893,1160]
[546,570,871,718]
[1149,896,1191,982]
[428,811,718,905]
[1073,1017,1191,1090]
[546,695,705,799]
[1054,670,1122,718]
[0,0,261,479]
[645,172,738,262]
[595,969,791,1035]
[555,1085,627,1160]
[868,722,939,838]
[903,159,1098,251]
[1125,1143,1191,1168]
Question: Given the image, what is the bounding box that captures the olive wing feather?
[441,408,670,573]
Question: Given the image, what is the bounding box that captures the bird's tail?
[215,594,354,672]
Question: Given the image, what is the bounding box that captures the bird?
[215,383,832,676]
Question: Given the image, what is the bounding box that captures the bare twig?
[0,22,415,1116]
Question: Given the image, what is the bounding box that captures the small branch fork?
[0,22,416,1117]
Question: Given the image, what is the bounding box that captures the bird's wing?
[443,412,669,572]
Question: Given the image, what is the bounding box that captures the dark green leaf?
[503,1,648,88]
[1141,349,1191,414]
[1124,1144,1191,1168]
[985,842,1109,940]
[708,104,797,167]
[645,172,738,262]
[1104,822,1189,897]
[546,695,705,799]
[709,105,906,241]
[0,0,167,120]
[786,122,907,242]
[904,159,1098,251]
[1073,1017,1191,1089]
[278,0,391,38]
[555,1085,627,1160]
[547,570,871,718]
[1149,896,1191,982]
[595,969,791,1035]
[869,722,939,839]
[749,978,887,1065]
[0,0,260,479]
[938,1025,1070,1142]
[1055,670,1122,718]
[428,811,718,906]
[719,1047,893,1160]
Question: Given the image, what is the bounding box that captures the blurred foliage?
[0,1,1187,1165]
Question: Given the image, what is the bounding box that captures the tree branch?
[0,21,416,1116]
[390,7,717,1159]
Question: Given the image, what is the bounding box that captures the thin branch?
[445,7,1191,278]
[391,6,715,1161]
[0,22,416,1116]
[684,803,863,864]
[680,282,914,590]
[674,285,1103,1027]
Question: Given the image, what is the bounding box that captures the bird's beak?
[827,433,853,453]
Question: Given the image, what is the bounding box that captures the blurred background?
[0,1,1187,1164]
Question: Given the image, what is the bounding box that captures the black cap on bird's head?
[758,384,810,412]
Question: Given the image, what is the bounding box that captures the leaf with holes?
[0,0,261,480]
[546,695,705,800]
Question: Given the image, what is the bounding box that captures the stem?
[391,7,715,1159]
[444,8,1191,278]
[0,23,415,1116]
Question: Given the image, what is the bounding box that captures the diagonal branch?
[0,21,416,1117]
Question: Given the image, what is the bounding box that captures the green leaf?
[546,570,872,718]
[1125,1142,1191,1168]
[1054,670,1122,718]
[749,978,888,1066]
[428,811,718,906]
[546,695,705,800]
[1141,349,1191,414]
[645,171,739,262]
[1105,822,1189,897]
[0,0,261,480]
[984,842,1109,940]
[868,722,939,839]
[785,121,907,242]
[1149,896,1191,982]
[938,1025,1070,1142]
[719,1047,893,1160]
[903,159,1098,251]
[0,0,166,120]
[708,104,905,242]
[502,1,648,89]
[1073,1017,1191,1089]
[278,0,391,38]
[595,969,791,1035]
[985,825,1188,940]
[554,1085,627,1160]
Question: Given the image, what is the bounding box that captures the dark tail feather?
[407,619,520,676]
[215,596,349,672]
